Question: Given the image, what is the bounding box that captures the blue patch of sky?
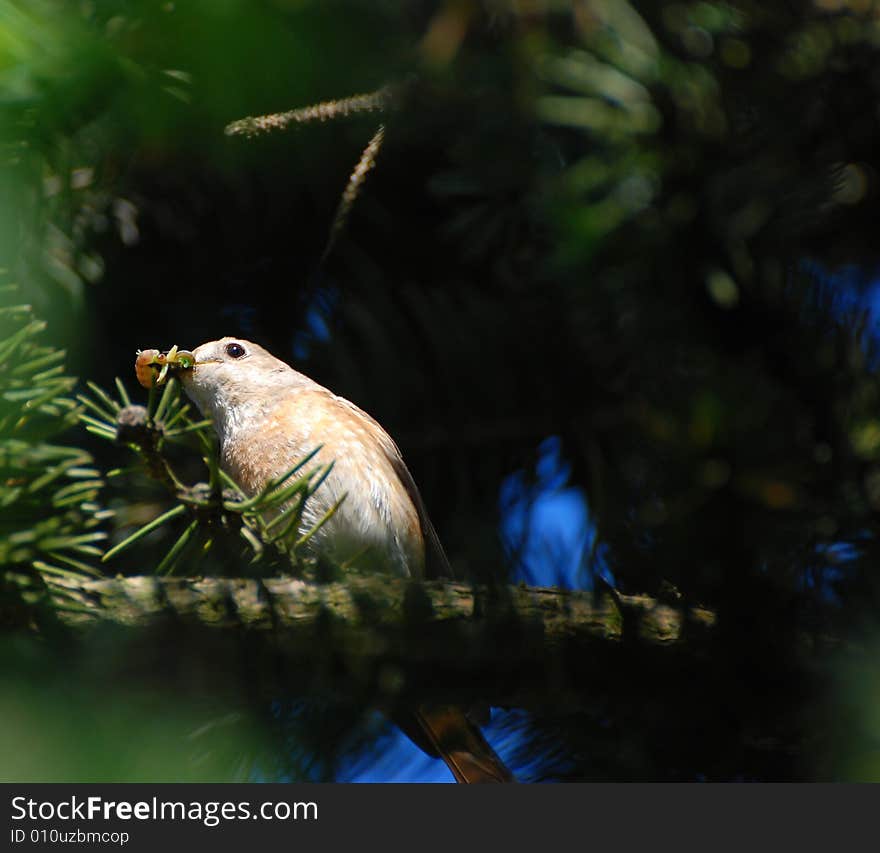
[802,260,878,597]
[803,259,880,359]
[338,720,453,783]
[499,435,612,591]
[802,539,867,605]
[291,286,338,360]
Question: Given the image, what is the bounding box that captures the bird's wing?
[386,454,455,580]
[330,397,511,782]
[333,395,455,580]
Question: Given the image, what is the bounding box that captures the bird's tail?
[402,706,515,783]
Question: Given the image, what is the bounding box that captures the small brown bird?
[172,336,513,783]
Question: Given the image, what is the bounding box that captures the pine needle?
[155,519,200,576]
[101,504,186,561]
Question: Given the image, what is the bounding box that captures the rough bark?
[32,574,724,710]
[46,574,716,649]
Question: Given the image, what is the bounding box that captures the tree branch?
[45,574,716,661]
[51,574,861,723]
[46,574,716,643]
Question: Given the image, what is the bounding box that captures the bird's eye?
[225,342,246,359]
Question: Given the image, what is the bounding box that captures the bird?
[167,336,514,783]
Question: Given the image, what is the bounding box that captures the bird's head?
[182,337,306,420]
[139,337,315,434]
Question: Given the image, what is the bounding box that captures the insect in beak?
[135,346,197,389]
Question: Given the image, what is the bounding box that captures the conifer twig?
[321,124,385,263]
[224,86,394,138]
[45,574,719,650]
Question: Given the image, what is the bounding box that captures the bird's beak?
[134,346,197,389]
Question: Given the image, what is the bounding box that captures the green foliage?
[0,285,109,582]
[0,636,272,782]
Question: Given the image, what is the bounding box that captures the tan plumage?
[178,337,512,782]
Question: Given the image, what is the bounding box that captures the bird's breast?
[219,391,424,576]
